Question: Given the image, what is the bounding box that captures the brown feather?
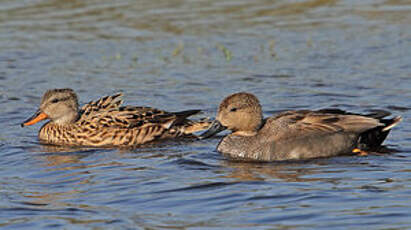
[28,89,211,147]
[266,110,382,142]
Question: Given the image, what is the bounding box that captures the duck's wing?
[79,93,124,120]
[95,106,176,129]
[78,93,169,128]
[80,104,204,130]
[69,107,208,146]
[264,110,383,141]
[78,94,210,136]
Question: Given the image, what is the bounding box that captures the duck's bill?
[199,120,227,139]
[21,110,48,127]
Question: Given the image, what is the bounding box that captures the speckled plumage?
[22,89,210,147]
[201,92,402,162]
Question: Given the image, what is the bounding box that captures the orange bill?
[21,110,48,127]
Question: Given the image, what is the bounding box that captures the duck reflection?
[221,160,332,182]
[36,145,96,168]
[21,145,110,208]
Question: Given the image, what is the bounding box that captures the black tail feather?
[364,109,391,119]
[358,116,402,150]
[317,108,392,119]
[170,109,201,126]
[172,109,201,118]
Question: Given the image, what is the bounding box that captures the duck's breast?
[217,134,276,161]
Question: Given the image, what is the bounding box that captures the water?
[1,0,411,229]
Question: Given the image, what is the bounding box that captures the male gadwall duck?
[21,88,210,147]
[200,92,402,162]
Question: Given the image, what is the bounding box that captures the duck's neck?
[51,111,79,125]
[232,117,264,137]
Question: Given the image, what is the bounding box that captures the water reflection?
[29,145,95,168]
[223,160,327,182]
[0,0,410,229]
[22,190,83,207]
[16,147,113,214]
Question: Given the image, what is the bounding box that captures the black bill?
[198,120,227,139]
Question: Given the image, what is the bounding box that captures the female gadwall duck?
[200,92,402,162]
[21,88,210,147]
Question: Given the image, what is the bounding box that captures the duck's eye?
[51,98,59,103]
[230,108,237,112]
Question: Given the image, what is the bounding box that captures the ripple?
[386,105,410,112]
[172,158,220,170]
[154,181,239,194]
[0,207,97,215]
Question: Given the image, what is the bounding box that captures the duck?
[200,92,402,162]
[21,88,211,147]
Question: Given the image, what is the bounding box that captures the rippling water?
[1,0,410,229]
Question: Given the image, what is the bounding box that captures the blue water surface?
[0,0,410,229]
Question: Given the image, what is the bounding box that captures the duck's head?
[21,88,79,127]
[200,92,263,139]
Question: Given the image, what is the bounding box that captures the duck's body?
[201,92,402,162]
[22,89,210,147]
